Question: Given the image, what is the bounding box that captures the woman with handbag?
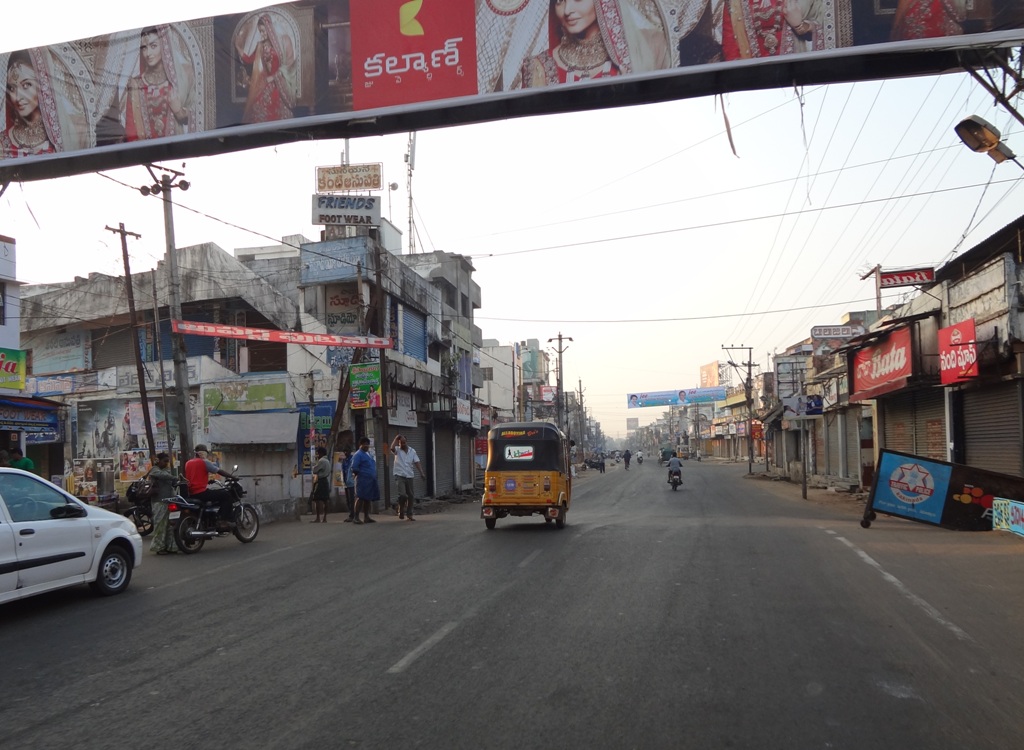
[147,453,179,554]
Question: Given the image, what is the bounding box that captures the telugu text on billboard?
[3,2,1021,182]
[938,319,979,385]
[317,163,383,192]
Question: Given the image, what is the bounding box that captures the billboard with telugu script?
[3,1,1022,183]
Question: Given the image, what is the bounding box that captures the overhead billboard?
[2,1,1022,183]
[626,386,726,408]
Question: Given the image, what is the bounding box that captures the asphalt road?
[4,459,1024,750]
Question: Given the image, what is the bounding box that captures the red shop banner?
[851,327,913,401]
[938,319,979,385]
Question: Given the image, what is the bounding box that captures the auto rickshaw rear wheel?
[485,518,496,530]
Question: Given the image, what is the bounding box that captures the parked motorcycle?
[669,469,682,491]
[123,479,154,537]
[171,469,259,554]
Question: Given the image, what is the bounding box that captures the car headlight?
[122,518,141,537]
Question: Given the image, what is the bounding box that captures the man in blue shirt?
[349,437,378,524]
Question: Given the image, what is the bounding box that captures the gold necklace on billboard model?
[558,33,610,72]
[11,118,47,148]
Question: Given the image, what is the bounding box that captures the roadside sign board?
[863,449,1024,531]
[316,164,383,192]
[311,194,382,226]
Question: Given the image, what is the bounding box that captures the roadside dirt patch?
[744,472,867,518]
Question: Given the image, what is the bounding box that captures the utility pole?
[577,377,586,456]
[141,165,193,460]
[151,275,175,460]
[861,264,882,315]
[374,233,392,509]
[108,222,156,458]
[547,333,572,434]
[723,345,755,475]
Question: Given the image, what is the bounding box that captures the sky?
[3,2,1024,438]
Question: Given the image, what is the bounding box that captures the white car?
[0,468,142,604]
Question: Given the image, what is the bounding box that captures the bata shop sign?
[851,328,912,401]
[938,320,979,385]
[879,268,935,288]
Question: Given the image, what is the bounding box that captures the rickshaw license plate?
[169,511,181,520]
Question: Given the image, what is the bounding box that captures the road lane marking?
[832,534,972,642]
[519,549,542,568]
[387,622,458,674]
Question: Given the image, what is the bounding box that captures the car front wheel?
[90,545,133,596]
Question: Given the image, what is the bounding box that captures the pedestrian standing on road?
[350,436,378,525]
[311,446,332,523]
[623,449,632,470]
[340,449,356,522]
[598,452,605,473]
[390,434,426,521]
[148,452,179,554]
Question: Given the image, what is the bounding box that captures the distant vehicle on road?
[0,468,142,604]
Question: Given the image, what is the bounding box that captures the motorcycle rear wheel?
[175,515,206,554]
[233,504,260,543]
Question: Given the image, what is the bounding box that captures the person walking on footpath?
[390,434,426,521]
[311,446,332,523]
[148,452,179,554]
[350,436,378,524]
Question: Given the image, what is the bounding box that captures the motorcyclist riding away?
[667,453,682,483]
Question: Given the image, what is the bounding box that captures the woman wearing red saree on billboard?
[520,0,671,88]
[721,0,847,60]
[890,0,964,40]
[121,27,197,141]
[234,12,298,123]
[1,49,91,159]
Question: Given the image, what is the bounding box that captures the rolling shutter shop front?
[962,382,1023,476]
[825,413,841,476]
[912,388,946,461]
[459,430,474,489]
[844,407,862,481]
[882,389,946,460]
[434,426,456,497]
[882,393,915,455]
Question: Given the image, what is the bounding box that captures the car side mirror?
[51,504,87,519]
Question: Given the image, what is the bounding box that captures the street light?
[955,115,1019,166]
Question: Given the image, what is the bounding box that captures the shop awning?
[759,403,784,425]
[208,411,301,445]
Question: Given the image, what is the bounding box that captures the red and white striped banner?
[172,320,392,349]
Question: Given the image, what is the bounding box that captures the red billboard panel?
[352,0,477,110]
[938,319,979,385]
[851,327,913,401]
[1,1,1022,182]
[880,268,936,288]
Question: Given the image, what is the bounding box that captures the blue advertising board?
[864,450,1024,531]
[626,387,727,409]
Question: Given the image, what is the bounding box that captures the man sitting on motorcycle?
[666,452,682,483]
[185,444,239,528]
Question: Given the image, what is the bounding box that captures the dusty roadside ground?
[744,471,867,519]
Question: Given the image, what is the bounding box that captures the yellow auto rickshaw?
[481,421,572,530]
